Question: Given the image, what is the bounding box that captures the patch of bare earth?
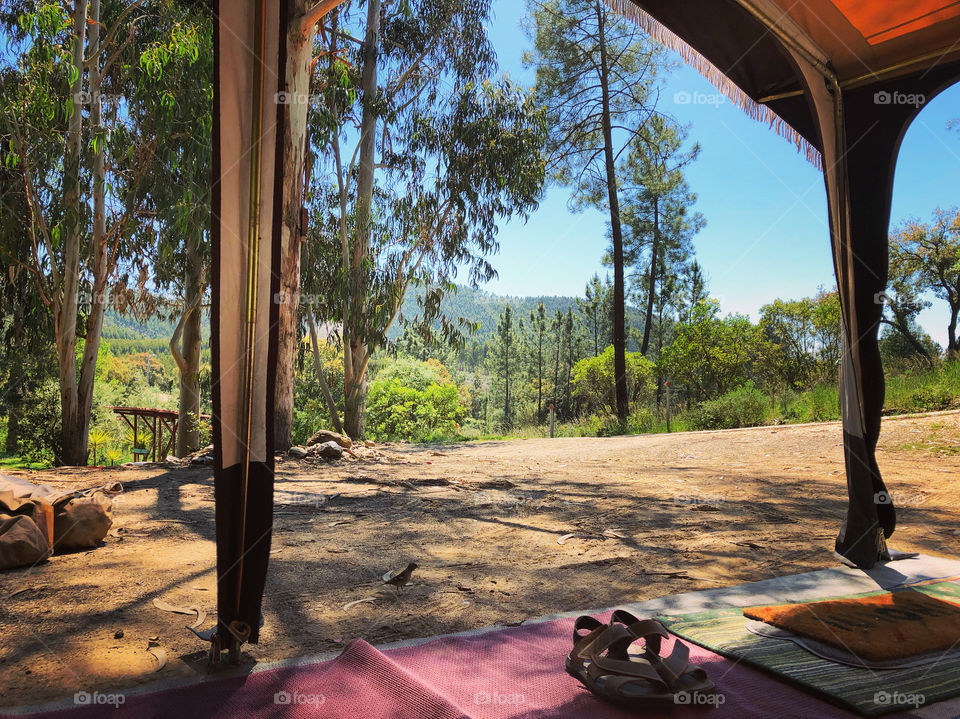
[1,412,958,707]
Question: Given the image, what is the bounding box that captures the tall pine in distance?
[620,116,704,357]
[525,0,665,424]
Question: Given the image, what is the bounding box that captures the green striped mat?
[658,580,960,717]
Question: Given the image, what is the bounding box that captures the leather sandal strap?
[596,668,672,697]
[655,639,692,687]
[573,615,605,644]
[611,610,670,656]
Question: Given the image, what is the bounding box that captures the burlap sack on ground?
[0,514,52,570]
[52,490,115,552]
[0,476,121,557]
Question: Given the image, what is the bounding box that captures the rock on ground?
[307,430,352,449]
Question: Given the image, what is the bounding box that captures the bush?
[572,346,654,415]
[907,386,955,412]
[691,382,769,430]
[366,359,467,442]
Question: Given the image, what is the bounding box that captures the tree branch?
[299,0,349,37]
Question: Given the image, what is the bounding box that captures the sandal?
[611,610,716,699]
[566,620,678,709]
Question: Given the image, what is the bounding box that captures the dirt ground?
[2,412,959,708]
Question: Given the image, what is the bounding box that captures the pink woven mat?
[10,613,934,719]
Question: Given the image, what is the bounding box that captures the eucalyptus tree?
[0,1,201,464]
[0,97,56,458]
[271,0,349,451]
[136,4,213,455]
[620,116,703,356]
[307,0,546,438]
[525,0,664,422]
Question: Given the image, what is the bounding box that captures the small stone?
[114,629,124,639]
[316,441,343,460]
[288,446,309,459]
[364,440,375,448]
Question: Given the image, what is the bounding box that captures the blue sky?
[483,0,960,347]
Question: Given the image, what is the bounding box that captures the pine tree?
[526,0,664,423]
[529,303,548,420]
[621,116,704,356]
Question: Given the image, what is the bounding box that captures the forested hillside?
[393,285,645,347]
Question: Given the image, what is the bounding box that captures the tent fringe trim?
[604,0,823,170]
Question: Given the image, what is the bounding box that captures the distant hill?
[102,312,179,340]
[391,284,644,344]
[101,286,642,346]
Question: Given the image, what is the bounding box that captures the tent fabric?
[210,0,288,647]
[608,0,960,569]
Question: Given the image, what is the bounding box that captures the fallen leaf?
[602,529,627,539]
[148,647,167,671]
[152,598,206,629]
[343,597,377,611]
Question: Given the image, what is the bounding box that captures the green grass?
[0,454,51,470]
[885,361,960,413]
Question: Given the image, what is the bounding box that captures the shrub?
[907,386,955,412]
[691,382,769,430]
[572,346,654,415]
[366,359,467,442]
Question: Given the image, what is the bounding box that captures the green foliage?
[885,360,960,413]
[690,382,770,430]
[366,359,467,442]
[87,428,110,466]
[658,300,767,401]
[889,209,960,356]
[5,378,61,465]
[572,346,654,415]
[777,385,841,423]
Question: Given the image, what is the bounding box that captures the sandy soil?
[1,412,959,708]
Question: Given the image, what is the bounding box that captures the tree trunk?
[343,379,366,439]
[57,0,88,466]
[640,196,659,356]
[596,1,628,423]
[74,0,109,465]
[537,331,543,420]
[5,406,19,455]
[948,305,959,359]
[273,3,315,451]
[174,231,203,456]
[504,339,510,429]
[308,312,344,435]
[342,0,381,439]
